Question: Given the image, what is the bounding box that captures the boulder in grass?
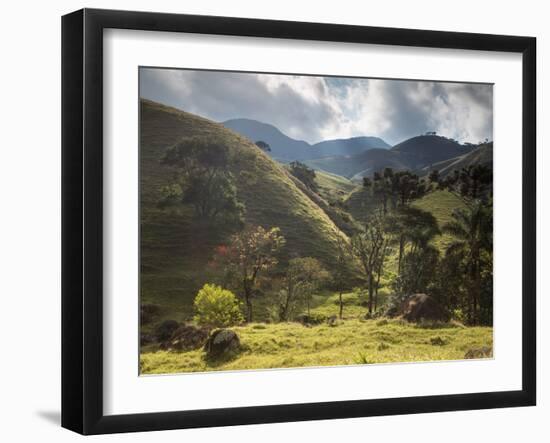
[464,346,493,359]
[295,313,325,326]
[162,324,210,351]
[154,319,180,342]
[203,329,240,358]
[399,294,450,323]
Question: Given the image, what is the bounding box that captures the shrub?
[194,284,244,328]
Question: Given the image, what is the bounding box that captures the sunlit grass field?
[140,292,492,375]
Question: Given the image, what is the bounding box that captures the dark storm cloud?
[140,68,493,145]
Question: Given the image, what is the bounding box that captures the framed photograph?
[62,8,536,435]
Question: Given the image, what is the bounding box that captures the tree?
[351,215,387,315]
[255,140,271,152]
[385,207,440,275]
[363,168,428,213]
[443,201,492,325]
[219,226,285,322]
[364,168,395,214]
[194,284,244,328]
[160,135,244,225]
[289,161,318,192]
[428,169,440,184]
[278,257,328,321]
[392,171,428,207]
[330,235,356,319]
[393,244,439,296]
[438,165,492,204]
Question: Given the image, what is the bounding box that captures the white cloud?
[140,68,492,146]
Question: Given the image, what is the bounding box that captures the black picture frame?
[61,8,537,435]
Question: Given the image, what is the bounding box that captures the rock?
[430,336,447,346]
[140,333,155,346]
[162,324,209,351]
[464,346,493,359]
[295,313,325,326]
[154,319,180,342]
[398,294,449,323]
[327,315,338,326]
[384,305,400,318]
[203,329,240,358]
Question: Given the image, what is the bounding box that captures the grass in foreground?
[140,318,492,374]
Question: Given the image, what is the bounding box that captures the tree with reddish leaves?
[215,226,285,322]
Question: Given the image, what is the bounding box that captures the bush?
[194,284,244,328]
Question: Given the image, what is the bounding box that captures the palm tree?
[443,201,492,325]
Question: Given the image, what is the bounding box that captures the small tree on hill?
[255,140,271,152]
[289,161,318,192]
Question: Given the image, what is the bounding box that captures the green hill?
[140,99,348,320]
[345,188,466,252]
[391,135,474,169]
[306,148,413,179]
[420,143,493,177]
[306,135,479,180]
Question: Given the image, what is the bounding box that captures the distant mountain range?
[223,118,389,162]
[223,117,490,179]
[307,135,483,179]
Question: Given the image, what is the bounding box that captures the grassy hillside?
[412,190,466,250]
[315,169,358,201]
[140,99,348,321]
[141,290,492,373]
[345,188,466,252]
[306,148,413,179]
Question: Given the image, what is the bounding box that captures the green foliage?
[255,140,271,152]
[160,135,244,226]
[217,225,286,322]
[438,164,492,203]
[140,100,354,321]
[277,257,329,321]
[351,213,389,314]
[289,161,318,192]
[441,201,493,325]
[364,168,429,212]
[193,284,244,328]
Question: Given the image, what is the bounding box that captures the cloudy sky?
[140,68,493,146]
